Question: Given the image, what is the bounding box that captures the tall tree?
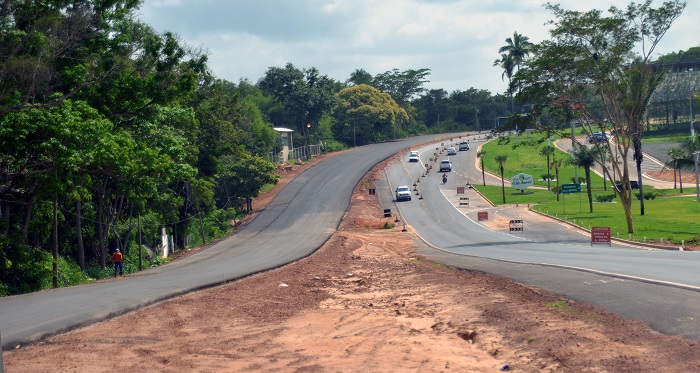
[514,0,686,233]
[347,69,373,86]
[258,64,340,148]
[373,68,431,106]
[499,32,534,72]
[493,53,516,112]
[476,150,487,186]
[332,84,408,146]
[570,146,596,212]
[494,154,508,203]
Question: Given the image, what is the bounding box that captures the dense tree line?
[0,1,513,295]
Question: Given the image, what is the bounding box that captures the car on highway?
[408,151,420,162]
[439,159,452,172]
[447,147,457,155]
[459,142,470,151]
[395,186,412,201]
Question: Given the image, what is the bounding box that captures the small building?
[274,127,294,163]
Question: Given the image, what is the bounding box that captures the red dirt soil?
[5,155,700,372]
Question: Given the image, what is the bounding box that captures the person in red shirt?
[111,248,123,277]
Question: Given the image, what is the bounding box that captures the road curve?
[0,135,447,349]
[382,135,700,339]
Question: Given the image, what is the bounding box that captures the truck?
[395,186,412,201]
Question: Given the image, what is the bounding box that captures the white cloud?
[138,0,700,95]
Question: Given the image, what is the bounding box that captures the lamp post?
[694,151,700,202]
[474,108,480,133]
[689,68,695,137]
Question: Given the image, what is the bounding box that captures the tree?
[499,31,534,72]
[493,53,516,112]
[373,68,431,106]
[216,155,279,213]
[665,147,694,192]
[476,150,487,186]
[494,155,508,203]
[258,64,340,148]
[332,84,408,146]
[539,145,556,190]
[0,1,155,115]
[570,146,596,212]
[347,69,373,86]
[514,0,686,233]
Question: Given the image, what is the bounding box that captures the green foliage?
[595,194,616,203]
[381,222,396,229]
[187,208,242,247]
[332,84,408,146]
[0,246,93,296]
[533,196,700,245]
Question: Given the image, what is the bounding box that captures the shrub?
[636,190,659,200]
[381,221,395,229]
[595,194,616,202]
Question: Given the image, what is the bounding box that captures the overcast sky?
[138,0,698,95]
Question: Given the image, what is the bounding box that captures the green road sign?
[561,183,581,194]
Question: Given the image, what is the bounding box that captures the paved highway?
[382,135,700,339]
[3,132,699,349]
[0,135,445,349]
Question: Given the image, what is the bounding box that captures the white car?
[395,186,412,201]
[408,151,420,162]
[447,147,457,155]
[459,142,469,151]
[439,159,452,172]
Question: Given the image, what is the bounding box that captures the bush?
[636,190,659,200]
[595,194,616,203]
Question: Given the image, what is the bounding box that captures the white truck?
[395,186,412,201]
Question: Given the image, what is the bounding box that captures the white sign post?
[510,173,534,193]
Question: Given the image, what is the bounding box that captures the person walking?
[111,248,123,277]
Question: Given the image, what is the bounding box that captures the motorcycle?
[442,174,448,184]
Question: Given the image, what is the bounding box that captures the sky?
[137,0,699,96]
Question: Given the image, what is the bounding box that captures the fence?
[269,144,322,164]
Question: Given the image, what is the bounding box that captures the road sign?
[509,219,524,232]
[591,227,612,246]
[477,211,488,221]
[561,183,581,194]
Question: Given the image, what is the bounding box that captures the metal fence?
[268,144,322,164]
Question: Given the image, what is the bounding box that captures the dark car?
[616,180,639,190]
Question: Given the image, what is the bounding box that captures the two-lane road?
[0,135,446,349]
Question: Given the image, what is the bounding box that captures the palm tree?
[550,156,564,202]
[494,154,508,203]
[347,69,373,86]
[476,149,487,186]
[493,53,516,112]
[539,145,555,190]
[498,31,533,72]
[665,148,694,192]
[569,146,596,213]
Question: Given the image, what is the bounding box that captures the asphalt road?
[3,132,699,349]
[0,134,447,349]
[382,134,700,339]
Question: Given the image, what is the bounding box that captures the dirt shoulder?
[5,154,700,372]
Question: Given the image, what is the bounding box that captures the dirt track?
[5,155,700,372]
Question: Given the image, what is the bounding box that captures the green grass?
[477,133,700,246]
[481,134,607,189]
[532,196,700,244]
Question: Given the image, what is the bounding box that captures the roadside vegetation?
[1,0,696,295]
[476,133,700,247]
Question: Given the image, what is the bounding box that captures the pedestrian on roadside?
[111,248,123,277]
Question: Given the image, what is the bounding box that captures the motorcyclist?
[442,173,448,184]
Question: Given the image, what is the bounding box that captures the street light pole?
[690,68,695,137]
[694,151,700,202]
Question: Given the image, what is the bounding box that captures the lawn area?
[476,133,700,245]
